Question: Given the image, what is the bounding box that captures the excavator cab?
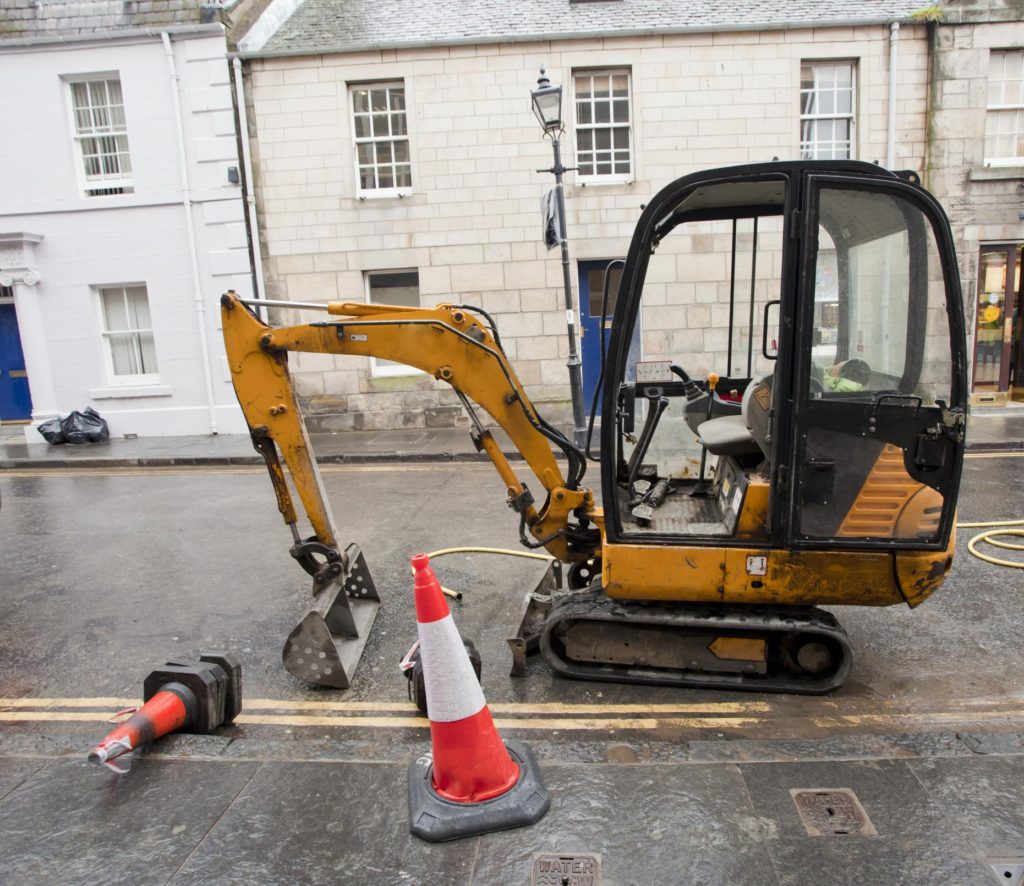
[546,161,967,690]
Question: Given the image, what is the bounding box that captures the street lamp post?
[532,67,587,449]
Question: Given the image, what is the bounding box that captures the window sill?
[576,177,634,188]
[369,369,426,379]
[357,189,414,201]
[970,165,1024,181]
[89,384,172,400]
[83,185,136,199]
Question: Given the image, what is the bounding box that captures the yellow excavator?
[222,160,967,694]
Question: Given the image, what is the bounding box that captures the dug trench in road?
[0,454,1021,761]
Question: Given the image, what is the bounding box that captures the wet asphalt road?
[0,454,1022,884]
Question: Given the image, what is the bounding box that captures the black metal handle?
[762,300,781,360]
[872,394,923,416]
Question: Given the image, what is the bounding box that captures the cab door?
[788,174,967,550]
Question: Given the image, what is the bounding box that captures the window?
[99,286,157,381]
[68,76,133,196]
[366,271,421,376]
[984,50,1024,165]
[350,83,411,195]
[574,70,633,181]
[800,62,855,160]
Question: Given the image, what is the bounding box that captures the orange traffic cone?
[89,689,191,773]
[88,653,241,774]
[407,554,550,842]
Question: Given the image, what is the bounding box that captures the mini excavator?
[222,161,967,694]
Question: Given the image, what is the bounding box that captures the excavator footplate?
[539,588,852,694]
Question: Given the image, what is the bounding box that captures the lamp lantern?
[531,67,563,133]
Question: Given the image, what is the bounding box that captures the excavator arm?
[221,291,598,567]
[222,290,601,688]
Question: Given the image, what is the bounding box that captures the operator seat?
[696,373,773,460]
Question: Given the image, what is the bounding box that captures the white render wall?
[0,28,252,438]
[246,24,930,430]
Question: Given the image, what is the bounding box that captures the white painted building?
[0,6,254,440]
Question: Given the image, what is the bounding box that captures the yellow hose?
[958,519,1024,568]
[426,546,554,563]
[424,546,555,600]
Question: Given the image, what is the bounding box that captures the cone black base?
[408,739,550,842]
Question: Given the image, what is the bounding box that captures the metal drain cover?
[988,859,1024,886]
[790,788,878,836]
[532,853,601,886]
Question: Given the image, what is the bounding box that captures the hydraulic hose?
[427,546,554,563]
[424,546,555,599]
[958,519,1024,569]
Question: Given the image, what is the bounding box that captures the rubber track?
[539,588,853,695]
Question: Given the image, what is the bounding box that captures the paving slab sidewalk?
[1,407,1022,469]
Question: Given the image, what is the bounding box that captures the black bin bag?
[39,407,111,444]
[37,417,65,444]
[61,407,109,443]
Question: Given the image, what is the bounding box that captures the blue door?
[0,303,32,421]
[579,260,639,416]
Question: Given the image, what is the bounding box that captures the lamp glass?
[532,85,562,132]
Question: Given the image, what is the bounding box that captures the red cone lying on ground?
[88,653,241,773]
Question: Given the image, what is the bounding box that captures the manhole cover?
[790,788,878,836]
[532,853,601,886]
[988,859,1024,886]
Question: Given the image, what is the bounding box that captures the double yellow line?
[0,696,771,732]
[3,695,1024,734]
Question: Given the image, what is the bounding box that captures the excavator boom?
[222,292,596,562]
[221,291,597,688]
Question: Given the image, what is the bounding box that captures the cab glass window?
[810,188,951,405]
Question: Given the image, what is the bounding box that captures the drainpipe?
[887,21,900,169]
[162,31,219,434]
[232,56,267,319]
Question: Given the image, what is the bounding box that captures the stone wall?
[925,4,1024,400]
[246,24,930,431]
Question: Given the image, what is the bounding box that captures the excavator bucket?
[282,543,380,689]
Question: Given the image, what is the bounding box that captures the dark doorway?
[0,299,32,422]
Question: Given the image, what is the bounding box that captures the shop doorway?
[973,244,1024,401]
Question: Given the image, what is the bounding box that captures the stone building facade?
[237,1,937,431]
[927,2,1024,404]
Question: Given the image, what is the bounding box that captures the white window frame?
[984,49,1024,166]
[365,270,423,377]
[572,68,634,185]
[65,73,134,197]
[96,284,159,386]
[799,61,856,161]
[349,81,412,199]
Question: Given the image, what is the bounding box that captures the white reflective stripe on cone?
[417,615,487,723]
